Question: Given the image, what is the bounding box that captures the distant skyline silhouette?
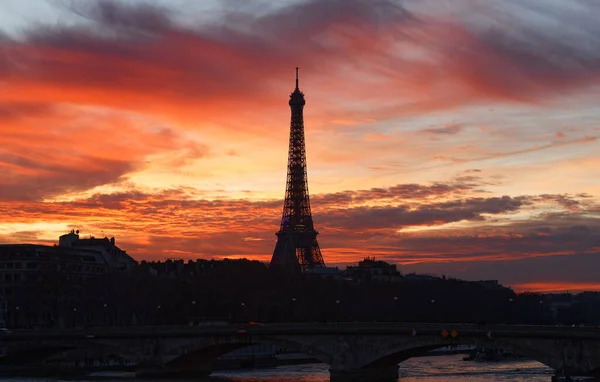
[0,0,599,292]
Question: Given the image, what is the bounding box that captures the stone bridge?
[1,323,600,381]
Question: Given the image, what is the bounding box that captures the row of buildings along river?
[0,230,136,328]
[1,230,598,329]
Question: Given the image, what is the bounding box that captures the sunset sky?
[1,0,599,292]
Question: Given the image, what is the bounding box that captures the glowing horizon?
[1,0,599,293]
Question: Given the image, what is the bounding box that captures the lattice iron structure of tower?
[270,68,326,272]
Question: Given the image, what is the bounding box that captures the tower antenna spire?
[295,67,299,90]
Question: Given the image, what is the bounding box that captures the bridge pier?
[135,359,212,379]
[135,365,211,378]
[329,366,399,382]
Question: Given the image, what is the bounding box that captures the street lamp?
[291,298,296,322]
[152,305,161,326]
[240,302,246,323]
[429,300,436,322]
[103,303,108,327]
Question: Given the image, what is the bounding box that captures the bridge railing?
[2,322,600,341]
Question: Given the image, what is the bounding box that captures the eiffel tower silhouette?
[270,68,326,272]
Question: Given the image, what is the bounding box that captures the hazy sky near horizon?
[1,0,599,293]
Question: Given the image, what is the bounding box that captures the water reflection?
[212,355,554,381]
[214,363,330,381]
[397,355,554,381]
[0,355,557,382]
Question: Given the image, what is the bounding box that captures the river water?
[212,355,555,381]
[0,355,559,382]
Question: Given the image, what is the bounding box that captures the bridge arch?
[160,334,597,376]
[4,326,600,379]
[0,339,135,366]
[354,335,577,373]
[162,335,332,371]
[0,344,77,365]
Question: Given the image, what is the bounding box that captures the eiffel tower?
[270,68,326,272]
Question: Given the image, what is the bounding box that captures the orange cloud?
[0,183,596,265]
[2,0,600,126]
[512,282,600,294]
[0,0,599,290]
[0,103,207,200]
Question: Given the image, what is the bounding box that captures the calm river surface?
[212,355,555,381]
[0,355,558,382]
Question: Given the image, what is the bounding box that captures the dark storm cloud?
[389,222,600,260]
[0,157,135,201]
[318,196,525,230]
[534,194,584,211]
[312,181,479,207]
